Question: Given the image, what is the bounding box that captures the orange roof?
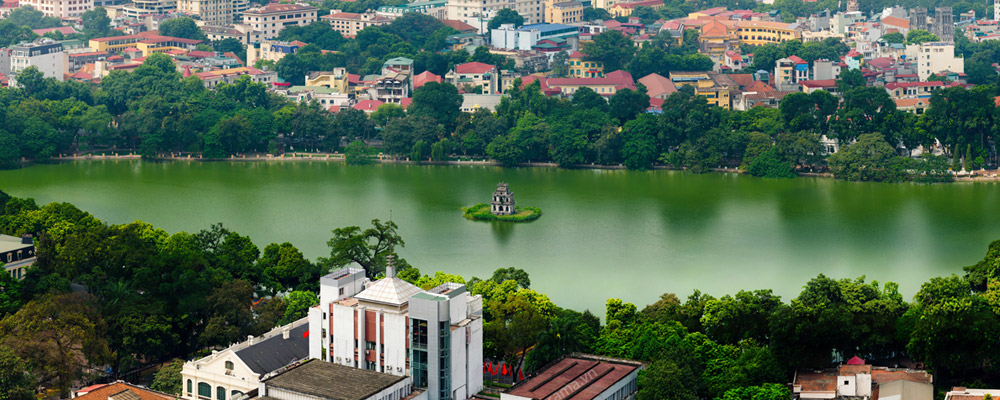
[455,62,495,74]
[881,16,910,29]
[701,19,732,36]
[75,382,173,400]
[994,95,1000,106]
[413,71,442,89]
[440,19,477,32]
[637,73,676,97]
[745,80,774,91]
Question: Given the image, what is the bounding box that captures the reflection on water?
[2,160,1000,313]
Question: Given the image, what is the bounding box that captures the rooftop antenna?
[385,207,396,279]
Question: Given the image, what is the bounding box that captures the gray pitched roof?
[264,360,407,400]
[235,323,309,376]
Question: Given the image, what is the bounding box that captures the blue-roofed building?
[490,23,580,51]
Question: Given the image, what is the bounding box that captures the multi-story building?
[832,11,865,34]
[1,234,35,280]
[181,318,310,400]
[544,0,582,24]
[375,0,446,20]
[193,66,277,89]
[906,41,963,80]
[546,69,636,97]
[567,51,603,78]
[89,31,203,55]
[21,0,92,18]
[491,23,579,51]
[774,55,809,91]
[305,68,352,92]
[608,0,663,17]
[177,0,233,24]
[2,40,65,84]
[447,0,543,25]
[699,19,739,68]
[445,61,498,94]
[203,24,263,45]
[321,11,391,37]
[242,3,318,39]
[668,70,734,109]
[246,39,300,67]
[122,0,176,18]
[734,20,802,45]
[307,261,483,400]
[883,81,956,99]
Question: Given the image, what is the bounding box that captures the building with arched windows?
[181,318,310,400]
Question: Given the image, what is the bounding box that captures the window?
[198,383,211,399]
[225,361,234,370]
[187,380,192,394]
[217,387,226,400]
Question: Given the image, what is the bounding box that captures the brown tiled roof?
[440,19,477,32]
[728,73,755,87]
[871,368,931,385]
[508,355,641,400]
[75,383,173,400]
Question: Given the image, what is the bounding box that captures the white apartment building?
[320,11,391,37]
[22,0,93,19]
[181,318,309,400]
[906,41,964,80]
[178,0,233,24]
[490,23,579,51]
[447,0,544,25]
[242,3,318,39]
[308,261,484,400]
[1,40,66,85]
[122,0,176,18]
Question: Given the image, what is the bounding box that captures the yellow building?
[89,31,203,55]
[668,71,734,109]
[608,0,664,17]
[545,0,584,24]
[567,51,604,78]
[698,19,740,68]
[305,68,351,93]
[734,21,801,45]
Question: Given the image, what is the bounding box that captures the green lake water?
[2,160,998,313]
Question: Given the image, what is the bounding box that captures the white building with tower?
[308,258,483,400]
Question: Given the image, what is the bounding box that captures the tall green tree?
[581,31,636,72]
[158,17,207,41]
[321,219,408,279]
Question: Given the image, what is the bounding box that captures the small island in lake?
[463,183,542,222]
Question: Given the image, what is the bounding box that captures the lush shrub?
[747,147,795,179]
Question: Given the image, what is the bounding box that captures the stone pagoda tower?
[491,183,515,216]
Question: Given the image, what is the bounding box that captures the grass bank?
[462,203,542,222]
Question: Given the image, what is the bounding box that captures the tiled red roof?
[32,26,77,36]
[400,97,412,109]
[440,19,477,32]
[353,99,384,111]
[455,62,495,74]
[245,3,317,14]
[75,382,173,400]
[613,0,663,8]
[413,71,442,89]
[800,79,837,88]
[187,50,215,58]
[882,16,909,29]
[69,51,109,57]
[508,357,640,400]
[787,55,807,64]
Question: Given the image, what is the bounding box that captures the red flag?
[502,364,508,375]
[303,330,309,338]
[519,368,525,380]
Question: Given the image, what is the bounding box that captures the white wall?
[181,351,259,400]
[383,313,408,376]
